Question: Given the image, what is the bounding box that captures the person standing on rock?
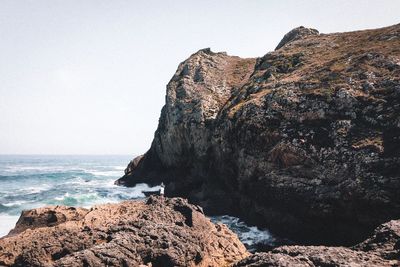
[160,182,165,197]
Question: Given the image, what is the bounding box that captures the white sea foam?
[64,177,116,189]
[211,215,274,247]
[5,165,53,172]
[113,166,126,171]
[84,169,123,177]
[240,225,274,246]
[2,200,31,207]
[0,215,19,238]
[4,165,81,173]
[64,177,89,185]
[17,184,51,194]
[109,183,161,199]
[54,192,70,201]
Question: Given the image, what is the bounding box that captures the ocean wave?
[211,215,275,250]
[2,165,85,174]
[16,185,52,194]
[0,155,136,236]
[50,192,103,207]
[0,172,84,181]
[7,165,58,171]
[0,204,11,213]
[0,201,47,215]
[113,166,126,171]
[107,183,161,199]
[84,169,123,177]
[54,192,71,201]
[0,185,52,201]
[63,177,91,185]
[2,200,32,207]
[63,177,117,189]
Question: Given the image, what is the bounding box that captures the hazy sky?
[0,0,399,155]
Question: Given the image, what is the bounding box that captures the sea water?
[0,155,273,250]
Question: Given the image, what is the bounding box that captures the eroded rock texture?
[235,220,400,266]
[117,23,400,245]
[0,197,248,266]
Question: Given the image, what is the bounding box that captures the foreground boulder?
[116,23,400,245]
[235,220,400,266]
[1,199,399,267]
[0,197,248,266]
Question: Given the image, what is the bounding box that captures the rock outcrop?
[275,26,319,50]
[116,23,400,245]
[235,220,400,266]
[2,200,400,267]
[1,200,400,267]
[0,197,248,266]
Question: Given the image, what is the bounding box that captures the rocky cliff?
[116,24,400,245]
[0,197,248,266]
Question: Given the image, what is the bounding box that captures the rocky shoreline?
[1,24,399,266]
[116,23,400,246]
[0,196,249,266]
[0,197,399,266]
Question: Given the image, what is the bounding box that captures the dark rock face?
[124,154,144,175]
[116,24,400,245]
[0,197,248,266]
[235,220,400,266]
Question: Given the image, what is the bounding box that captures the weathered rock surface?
[275,26,319,50]
[8,206,89,236]
[116,23,400,245]
[235,220,400,266]
[124,155,144,175]
[0,197,248,266]
[1,201,399,267]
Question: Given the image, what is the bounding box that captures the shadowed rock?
[235,220,400,266]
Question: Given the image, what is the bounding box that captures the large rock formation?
[235,220,400,266]
[116,23,400,245]
[1,199,399,267]
[0,197,248,266]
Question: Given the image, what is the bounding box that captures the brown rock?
[275,26,319,50]
[234,246,396,267]
[235,219,400,266]
[8,206,89,236]
[116,23,400,245]
[354,220,400,260]
[0,197,248,266]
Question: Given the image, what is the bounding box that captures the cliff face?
[117,24,400,245]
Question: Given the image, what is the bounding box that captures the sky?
[0,0,399,155]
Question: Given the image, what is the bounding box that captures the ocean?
[0,155,274,250]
